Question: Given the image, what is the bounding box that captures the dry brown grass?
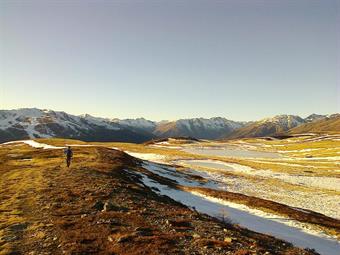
[0,139,322,254]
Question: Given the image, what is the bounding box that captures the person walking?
[64,146,73,168]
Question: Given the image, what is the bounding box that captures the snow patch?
[134,170,340,255]
[176,159,340,219]
[125,151,168,164]
[19,140,64,149]
[178,159,340,192]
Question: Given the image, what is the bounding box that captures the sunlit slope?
[1,140,320,255]
[288,114,340,134]
[226,115,305,139]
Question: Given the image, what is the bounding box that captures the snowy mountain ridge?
[226,114,324,139]
[112,117,157,132]
[259,115,305,129]
[0,108,335,142]
[0,108,151,143]
[177,117,245,130]
[154,117,247,139]
[0,108,121,137]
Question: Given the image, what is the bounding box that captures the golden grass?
[32,137,340,178]
[0,139,333,255]
[36,138,87,146]
[10,135,339,180]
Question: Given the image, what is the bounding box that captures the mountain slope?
[112,117,157,134]
[1,108,336,142]
[226,115,306,139]
[304,114,327,123]
[0,108,153,143]
[154,117,245,139]
[289,114,340,134]
[1,109,246,142]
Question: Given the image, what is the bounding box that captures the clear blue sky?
[1,0,339,121]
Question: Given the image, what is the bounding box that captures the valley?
[2,0,338,254]
[1,133,339,254]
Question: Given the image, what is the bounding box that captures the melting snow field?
[177,159,340,192]
[172,159,340,219]
[128,160,340,254]
[183,145,282,159]
[2,140,65,149]
[3,139,340,254]
[2,140,101,150]
[134,170,340,255]
[120,149,340,219]
[125,151,168,164]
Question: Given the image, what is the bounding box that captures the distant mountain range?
[0,109,153,143]
[153,117,246,139]
[0,108,338,143]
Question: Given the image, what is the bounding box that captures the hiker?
[64,146,73,168]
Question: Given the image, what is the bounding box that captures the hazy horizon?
[1,0,339,121]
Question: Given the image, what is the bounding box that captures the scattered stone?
[107,236,114,242]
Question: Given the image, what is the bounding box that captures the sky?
[0,0,339,121]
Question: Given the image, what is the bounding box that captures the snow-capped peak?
[0,108,121,140]
[112,118,157,132]
[260,115,305,126]
[176,117,244,131]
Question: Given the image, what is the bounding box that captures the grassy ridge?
[289,115,340,134]
[0,141,319,254]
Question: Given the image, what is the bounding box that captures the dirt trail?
[0,144,319,255]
